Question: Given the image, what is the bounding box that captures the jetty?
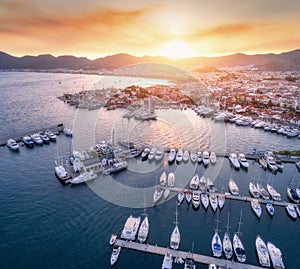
[114,239,265,269]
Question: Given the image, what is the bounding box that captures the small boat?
[296,188,300,199]
[164,189,170,199]
[267,242,285,269]
[155,148,164,161]
[177,191,185,205]
[168,148,176,163]
[167,172,175,187]
[30,133,43,145]
[192,191,201,209]
[209,194,218,212]
[211,231,222,257]
[160,171,167,186]
[285,203,297,220]
[184,256,196,269]
[185,190,192,204]
[210,152,217,164]
[190,150,197,163]
[153,187,164,204]
[109,234,117,245]
[255,235,270,267]
[23,135,34,147]
[161,250,172,269]
[170,209,180,250]
[286,187,300,203]
[54,161,71,184]
[257,183,270,200]
[45,130,57,141]
[148,147,157,161]
[39,132,50,143]
[228,178,239,196]
[218,194,225,210]
[66,170,97,184]
[229,153,240,169]
[266,201,275,216]
[183,150,189,162]
[249,182,260,198]
[197,151,202,163]
[207,178,217,193]
[233,211,246,263]
[199,176,206,191]
[201,192,209,210]
[63,128,73,137]
[110,246,121,266]
[138,215,149,243]
[189,173,199,190]
[202,151,210,166]
[176,148,183,163]
[223,213,233,259]
[238,153,249,168]
[266,156,278,171]
[259,157,268,169]
[120,215,141,240]
[6,138,19,151]
[251,199,262,218]
[141,147,150,161]
[208,264,217,269]
[266,184,282,201]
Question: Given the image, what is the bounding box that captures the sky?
[0,0,300,59]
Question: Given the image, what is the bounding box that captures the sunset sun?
[160,40,192,59]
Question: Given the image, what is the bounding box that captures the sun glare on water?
[160,40,192,59]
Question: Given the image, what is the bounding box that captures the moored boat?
[229,153,240,169]
[168,148,176,163]
[120,215,141,240]
[192,191,200,209]
[197,151,202,163]
[164,189,170,199]
[160,171,167,186]
[6,138,19,151]
[170,209,180,250]
[110,246,121,266]
[23,135,34,147]
[257,183,270,200]
[251,199,262,218]
[185,190,192,204]
[184,256,195,269]
[255,235,270,267]
[286,187,300,203]
[233,211,246,263]
[207,178,217,193]
[211,231,222,257]
[199,176,206,191]
[249,182,260,198]
[285,203,297,220]
[266,184,282,201]
[190,150,197,163]
[138,215,149,243]
[109,234,117,245]
[176,148,183,163]
[267,242,285,269]
[141,147,150,161]
[177,190,185,205]
[258,157,268,169]
[209,194,218,212]
[238,153,249,168]
[266,156,278,171]
[167,172,175,187]
[153,187,164,204]
[228,178,239,196]
[183,150,189,162]
[202,151,210,166]
[30,133,43,145]
[266,201,275,216]
[155,148,164,161]
[54,161,71,184]
[189,173,199,190]
[161,250,173,269]
[223,213,233,259]
[201,192,209,210]
[217,194,225,210]
[210,152,217,164]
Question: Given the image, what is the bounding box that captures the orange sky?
[0,0,299,59]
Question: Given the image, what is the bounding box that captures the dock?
[114,239,265,269]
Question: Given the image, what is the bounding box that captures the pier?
[114,239,265,269]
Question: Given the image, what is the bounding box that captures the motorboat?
[185,190,192,204]
[120,215,141,240]
[177,191,185,205]
[39,132,50,143]
[251,199,262,218]
[206,178,217,193]
[155,148,164,161]
[285,203,297,220]
[190,150,197,163]
[167,172,175,187]
[228,178,239,196]
[63,128,73,137]
[153,187,164,204]
[138,215,149,243]
[197,151,202,163]
[141,147,150,161]
[210,152,217,164]
[199,176,206,191]
[259,157,268,169]
[66,170,97,184]
[257,183,270,200]
[110,246,121,266]
[208,264,217,269]
[176,148,183,163]
[23,136,34,148]
[249,182,260,198]
[161,250,172,269]
[192,191,200,209]
[54,161,71,184]
[209,194,218,212]
[229,153,240,169]
[160,171,167,186]
[266,156,278,171]
[148,147,157,161]
[202,151,210,166]
[6,138,19,151]
[201,192,209,210]
[217,194,225,210]
[30,133,43,145]
[183,150,189,162]
[211,231,222,257]
[189,174,199,190]
[109,234,117,245]
[267,242,285,269]
[45,130,57,141]
[255,235,270,267]
[275,158,284,171]
[170,212,180,250]
[233,212,246,263]
[184,256,195,269]
[168,148,176,163]
[238,153,249,168]
[164,189,170,199]
[266,184,282,201]
[286,187,300,203]
[266,201,275,216]
[223,213,233,259]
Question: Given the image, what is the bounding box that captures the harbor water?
[0,72,299,269]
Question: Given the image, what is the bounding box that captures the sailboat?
[211,213,222,257]
[223,212,233,259]
[233,210,246,263]
[170,205,180,250]
[138,209,149,243]
[184,242,196,269]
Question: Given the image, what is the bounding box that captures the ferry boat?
[249,182,260,198]
[228,153,240,169]
[6,138,19,151]
[251,199,262,218]
[202,151,210,166]
[255,235,270,267]
[228,178,239,196]
[201,192,209,210]
[266,184,282,201]
[110,246,121,266]
[189,173,199,190]
[161,250,172,269]
[238,153,249,168]
[192,191,200,209]
[168,148,176,163]
[285,203,297,220]
[120,215,141,240]
[266,201,275,216]
[267,242,285,269]
[137,215,149,243]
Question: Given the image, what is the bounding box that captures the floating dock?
[114,239,265,269]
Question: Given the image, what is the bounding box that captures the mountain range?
[0,49,299,71]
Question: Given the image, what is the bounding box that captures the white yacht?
[183,150,189,162]
[228,178,239,196]
[249,182,260,198]
[266,156,278,171]
[217,194,225,210]
[199,176,206,191]
[233,212,246,263]
[138,215,149,243]
[6,138,19,151]
[189,173,199,190]
[202,151,210,166]
[109,234,117,246]
[267,242,285,269]
[185,190,192,204]
[259,157,268,169]
[177,191,185,205]
[211,231,222,257]
[201,192,209,210]
[54,161,71,184]
[120,215,141,240]
[110,246,121,266]
[251,199,262,218]
[155,148,164,161]
[285,203,297,220]
[197,151,202,163]
[238,153,249,168]
[176,148,183,162]
[141,147,150,161]
[30,133,43,145]
[167,172,175,187]
[63,128,72,137]
[66,170,97,184]
[23,135,34,147]
[161,250,173,269]
[153,187,164,204]
[210,152,217,164]
[223,213,233,259]
[206,178,217,193]
[190,150,197,163]
[192,191,200,209]
[229,153,240,169]
[255,235,270,267]
[286,187,300,203]
[148,147,157,161]
[164,189,170,199]
[266,201,275,216]
[168,149,176,163]
[257,183,270,200]
[209,194,218,212]
[170,211,180,250]
[45,130,57,141]
[160,171,167,186]
[266,184,282,201]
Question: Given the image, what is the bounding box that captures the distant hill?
[0,49,299,71]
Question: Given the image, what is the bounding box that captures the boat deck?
[114,239,265,269]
